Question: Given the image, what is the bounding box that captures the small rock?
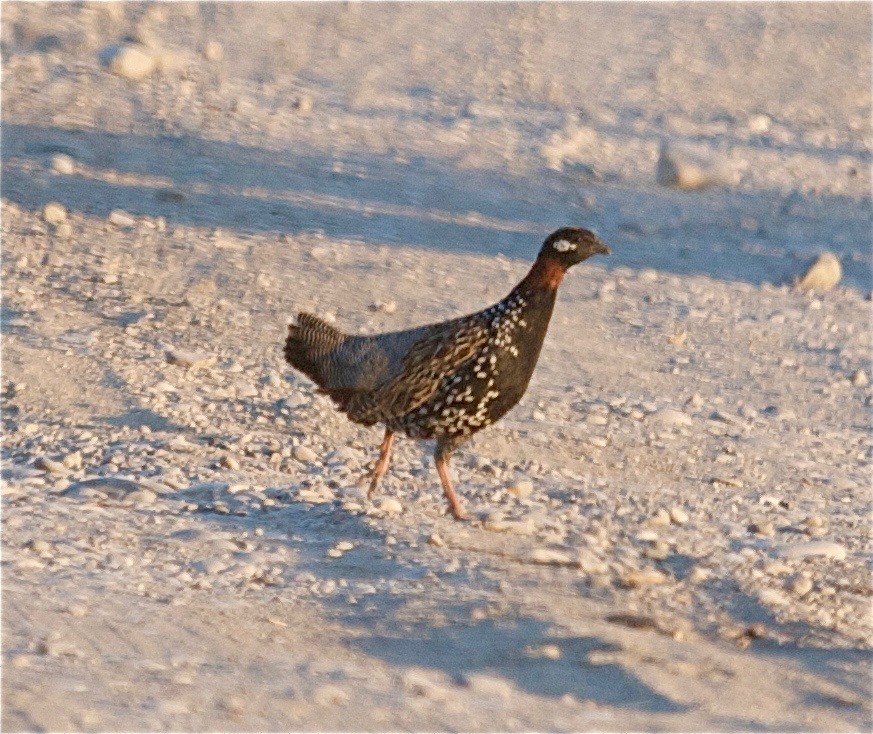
[42,202,67,224]
[577,551,608,575]
[758,587,790,607]
[202,40,223,62]
[379,497,403,515]
[294,94,314,114]
[750,521,776,537]
[292,445,318,463]
[507,479,534,498]
[50,154,75,175]
[108,209,136,227]
[656,141,729,190]
[623,569,667,588]
[776,540,847,561]
[463,673,514,699]
[428,533,445,547]
[61,451,83,470]
[649,508,671,527]
[335,540,354,552]
[26,539,53,555]
[747,113,772,134]
[37,636,79,657]
[127,488,157,506]
[652,408,693,428]
[105,43,156,80]
[165,347,215,369]
[688,566,712,584]
[326,548,343,558]
[221,455,240,471]
[524,643,562,660]
[790,575,814,596]
[55,222,73,239]
[528,548,574,566]
[643,541,671,561]
[35,456,67,474]
[851,369,868,387]
[796,252,841,291]
[402,670,450,701]
[313,684,348,706]
[669,506,689,525]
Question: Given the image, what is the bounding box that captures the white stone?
[796,252,841,291]
[776,541,847,561]
[42,202,67,224]
[292,445,318,463]
[106,43,156,81]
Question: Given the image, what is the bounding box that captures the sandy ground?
[2,2,871,731]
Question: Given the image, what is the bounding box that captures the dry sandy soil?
[2,3,871,731]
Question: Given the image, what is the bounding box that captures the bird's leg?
[434,444,469,521]
[367,428,395,498]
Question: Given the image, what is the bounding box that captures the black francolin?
[284,227,610,520]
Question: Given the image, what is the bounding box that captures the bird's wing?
[347,316,489,424]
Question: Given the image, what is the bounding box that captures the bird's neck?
[516,255,567,295]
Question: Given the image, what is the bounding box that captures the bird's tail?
[284,312,348,388]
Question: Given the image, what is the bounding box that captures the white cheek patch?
[553,239,577,252]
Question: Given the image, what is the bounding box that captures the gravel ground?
[2,3,871,731]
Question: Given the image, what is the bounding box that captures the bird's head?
[538,227,611,268]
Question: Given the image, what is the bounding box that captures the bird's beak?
[596,239,611,256]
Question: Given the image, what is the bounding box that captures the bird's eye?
[553,239,577,252]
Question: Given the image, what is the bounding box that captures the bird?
[284,227,610,520]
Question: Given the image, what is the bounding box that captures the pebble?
[293,445,319,463]
[313,683,349,706]
[669,506,689,525]
[776,541,847,561]
[758,587,790,607]
[790,575,814,596]
[652,408,693,428]
[54,222,73,239]
[297,487,334,504]
[649,508,671,527]
[27,539,53,555]
[108,209,136,228]
[50,153,75,175]
[796,252,841,291]
[643,542,671,561]
[750,521,776,537]
[165,347,215,369]
[379,497,404,515]
[126,488,157,506]
[688,566,712,584]
[42,202,67,224]
[656,141,728,190]
[623,569,667,588]
[402,670,450,700]
[61,451,83,470]
[528,548,574,566]
[335,540,354,552]
[221,455,240,471]
[577,551,608,575]
[524,643,562,660]
[202,40,223,62]
[35,456,67,474]
[463,673,514,698]
[428,533,445,547]
[105,43,156,80]
[851,369,868,387]
[747,113,772,134]
[507,479,534,498]
[294,94,314,114]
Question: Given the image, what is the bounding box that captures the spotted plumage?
[284,227,610,519]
